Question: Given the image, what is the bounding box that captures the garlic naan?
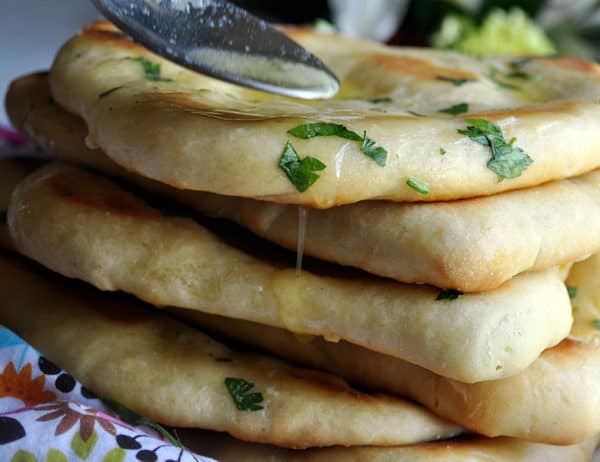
[0,253,460,448]
[7,163,572,383]
[49,22,600,207]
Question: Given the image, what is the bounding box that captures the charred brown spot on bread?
[366,54,478,82]
[544,56,598,73]
[137,92,278,121]
[470,100,579,120]
[543,337,592,359]
[49,170,159,217]
[82,21,139,50]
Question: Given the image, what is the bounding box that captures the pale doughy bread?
[49,22,600,207]
[0,253,461,448]
[179,430,600,462]
[0,158,42,250]
[7,163,572,383]
[7,73,600,292]
[175,301,600,445]
[566,253,600,342]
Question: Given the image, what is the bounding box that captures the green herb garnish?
[98,86,123,99]
[360,131,387,166]
[592,319,600,330]
[440,148,446,155]
[128,57,172,82]
[436,75,476,86]
[408,110,426,117]
[488,67,520,90]
[279,142,326,192]
[288,122,387,166]
[438,102,469,115]
[567,286,578,299]
[406,177,430,195]
[510,57,533,69]
[368,96,393,104]
[225,377,264,411]
[288,123,362,142]
[436,288,464,301]
[458,118,533,179]
[103,399,182,447]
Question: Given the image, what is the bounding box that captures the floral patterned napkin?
[0,327,215,462]
[0,124,215,461]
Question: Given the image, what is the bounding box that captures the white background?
[0,0,98,125]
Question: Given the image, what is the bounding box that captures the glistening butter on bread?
[49,22,600,207]
[7,163,572,383]
[9,74,600,292]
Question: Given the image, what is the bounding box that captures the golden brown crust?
[7,163,572,383]
[48,22,600,207]
[9,74,600,292]
[0,253,460,448]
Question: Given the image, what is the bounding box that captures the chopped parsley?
[406,177,430,195]
[440,147,447,155]
[567,286,578,299]
[368,96,393,104]
[593,319,600,330]
[458,118,533,179]
[288,122,387,166]
[288,123,362,142]
[103,399,182,447]
[278,142,326,192]
[127,57,172,82]
[436,75,476,86]
[488,67,520,90]
[225,377,264,411]
[98,86,123,99]
[361,131,387,166]
[436,288,464,301]
[408,110,426,117]
[438,102,469,116]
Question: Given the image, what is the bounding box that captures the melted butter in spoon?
[186,48,340,98]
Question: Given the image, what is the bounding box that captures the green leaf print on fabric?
[46,449,68,462]
[10,450,37,462]
[102,448,126,462]
[71,429,98,460]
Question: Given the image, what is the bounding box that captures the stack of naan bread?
[3,20,600,460]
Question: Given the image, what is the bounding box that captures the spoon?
[91,0,340,99]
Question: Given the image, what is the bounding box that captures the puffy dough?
[0,253,461,448]
[7,163,572,383]
[8,73,600,292]
[180,430,600,462]
[177,306,600,445]
[0,158,42,251]
[49,22,600,207]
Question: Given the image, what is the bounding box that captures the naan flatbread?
[179,430,600,462]
[49,22,600,207]
[177,263,600,446]
[566,253,600,342]
[0,158,42,250]
[0,253,460,448]
[7,73,600,292]
[7,163,572,383]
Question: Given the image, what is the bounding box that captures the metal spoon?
[91,0,340,99]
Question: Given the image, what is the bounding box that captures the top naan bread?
[50,22,600,207]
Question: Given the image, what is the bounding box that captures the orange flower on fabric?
[0,362,56,406]
[36,401,117,441]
